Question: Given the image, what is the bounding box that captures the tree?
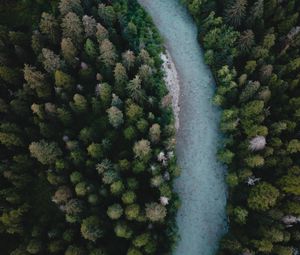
[90,248,106,255]
[287,139,300,153]
[226,172,239,187]
[110,180,125,195]
[145,203,167,222]
[39,12,59,44]
[239,81,260,103]
[0,132,23,147]
[57,107,72,125]
[107,204,123,220]
[42,48,61,73]
[238,30,255,53]
[82,15,97,38]
[107,106,124,128]
[61,38,78,65]
[248,182,280,211]
[245,155,264,168]
[0,65,21,85]
[252,239,273,253]
[29,140,62,165]
[149,124,161,144]
[133,140,151,161]
[24,64,51,97]
[75,182,88,197]
[114,221,133,239]
[65,245,86,255]
[124,21,137,42]
[98,4,116,26]
[81,216,103,242]
[59,0,83,16]
[65,199,84,222]
[84,38,97,60]
[232,207,248,224]
[114,63,128,86]
[70,171,83,184]
[122,191,136,204]
[246,0,263,25]
[61,12,83,46]
[224,0,247,27]
[96,23,108,43]
[55,70,74,90]
[53,186,72,204]
[125,204,140,220]
[102,169,119,185]
[249,136,266,151]
[72,94,88,113]
[127,75,144,103]
[126,102,143,123]
[122,50,136,70]
[99,39,117,68]
[272,246,293,255]
[218,149,234,164]
[138,64,152,84]
[87,143,103,159]
[26,239,42,254]
[133,233,150,248]
[137,49,152,66]
[127,247,142,255]
[278,174,300,196]
[48,240,65,253]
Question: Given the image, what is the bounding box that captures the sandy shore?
[161,51,180,130]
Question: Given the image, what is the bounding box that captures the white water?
[137,0,228,254]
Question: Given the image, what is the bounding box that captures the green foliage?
[107,204,123,220]
[80,216,103,242]
[145,202,167,222]
[114,221,133,239]
[29,140,62,165]
[248,182,280,211]
[107,106,124,128]
[0,1,179,254]
[183,0,300,251]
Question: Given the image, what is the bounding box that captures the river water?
[137,0,228,254]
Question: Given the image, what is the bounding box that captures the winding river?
[137,0,228,254]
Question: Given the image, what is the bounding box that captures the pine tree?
[107,106,124,128]
[122,50,136,70]
[99,39,117,68]
[127,75,144,103]
[80,216,103,242]
[224,0,247,27]
[61,38,78,65]
[42,48,61,73]
[24,65,51,98]
[145,202,167,222]
[61,12,83,46]
[82,15,97,38]
[29,140,62,165]
[59,0,83,16]
[39,12,59,44]
[96,23,108,43]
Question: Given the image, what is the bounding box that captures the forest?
[0,0,180,254]
[182,0,300,254]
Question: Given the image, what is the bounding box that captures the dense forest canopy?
[0,0,180,254]
[182,0,300,254]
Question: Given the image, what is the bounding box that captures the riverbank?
[138,0,228,254]
[161,51,180,130]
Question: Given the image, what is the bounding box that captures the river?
[137,0,228,254]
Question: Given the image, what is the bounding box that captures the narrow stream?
[137,0,228,254]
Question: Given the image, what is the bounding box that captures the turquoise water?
[137,0,228,254]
